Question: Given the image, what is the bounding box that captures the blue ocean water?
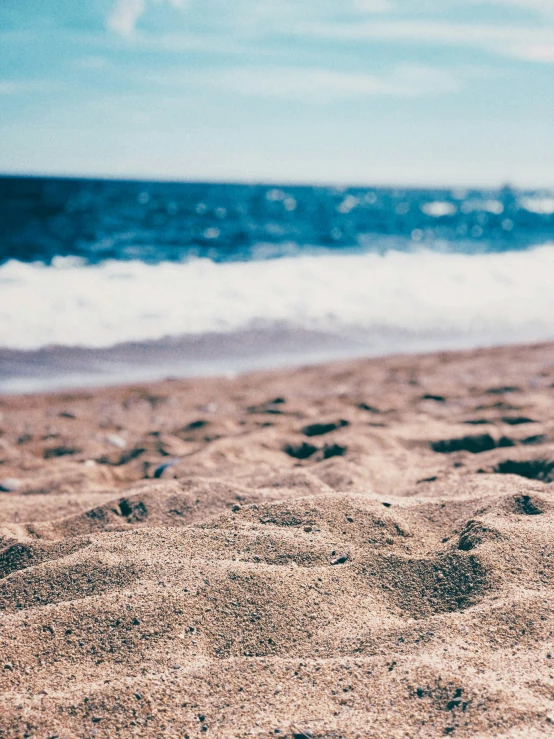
[1,176,553,265]
[1,175,553,392]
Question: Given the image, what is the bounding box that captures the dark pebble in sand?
[186,419,208,430]
[153,459,179,478]
[357,403,380,413]
[283,442,318,459]
[330,552,349,565]
[302,419,349,437]
[322,443,347,459]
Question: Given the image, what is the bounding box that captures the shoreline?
[2,340,554,737]
[3,330,554,395]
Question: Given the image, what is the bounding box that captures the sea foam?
[2,244,554,351]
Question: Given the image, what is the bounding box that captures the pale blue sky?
[1,0,553,186]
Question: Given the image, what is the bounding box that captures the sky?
[1,0,554,187]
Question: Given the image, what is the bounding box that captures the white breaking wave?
[2,245,554,351]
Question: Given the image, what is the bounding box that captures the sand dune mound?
[2,343,554,737]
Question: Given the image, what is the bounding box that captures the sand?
[1,342,554,738]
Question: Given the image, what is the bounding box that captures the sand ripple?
[1,343,554,737]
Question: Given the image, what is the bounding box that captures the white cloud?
[514,43,554,62]
[107,0,146,36]
[103,0,394,41]
[210,64,458,99]
[107,0,188,37]
[292,19,554,63]
[103,0,554,64]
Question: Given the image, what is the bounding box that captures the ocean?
[1,175,553,393]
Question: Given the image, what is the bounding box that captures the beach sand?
[1,342,554,738]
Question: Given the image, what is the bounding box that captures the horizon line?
[1,169,551,192]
